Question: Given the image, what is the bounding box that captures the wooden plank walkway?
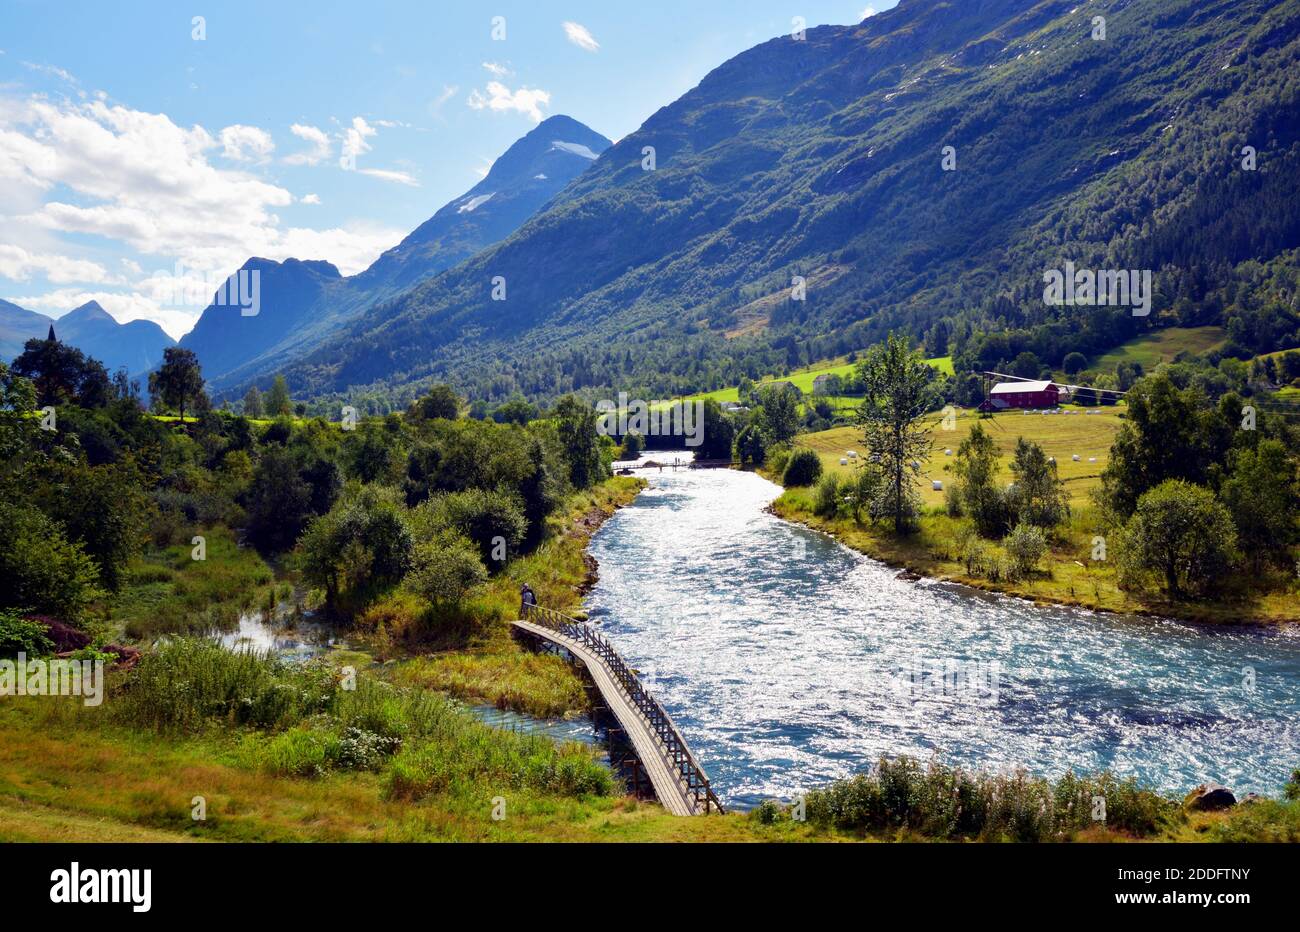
[511,605,722,816]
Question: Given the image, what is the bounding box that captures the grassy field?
[1091,326,1227,373]
[653,355,953,411]
[800,405,1125,509]
[777,407,1300,624]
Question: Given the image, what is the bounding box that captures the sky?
[0,0,896,338]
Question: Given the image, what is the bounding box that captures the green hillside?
[1091,327,1228,373]
[265,0,1300,411]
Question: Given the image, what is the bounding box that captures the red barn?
[984,380,1060,410]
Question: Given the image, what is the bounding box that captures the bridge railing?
[521,602,724,815]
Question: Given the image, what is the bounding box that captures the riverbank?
[766,477,1300,627]
[4,687,1290,842]
[384,475,646,717]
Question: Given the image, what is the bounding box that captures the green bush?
[0,610,55,658]
[1207,799,1300,843]
[750,799,785,825]
[0,501,105,619]
[384,727,611,801]
[765,444,789,477]
[813,472,842,516]
[944,482,963,518]
[1004,522,1049,579]
[412,487,526,569]
[782,448,823,487]
[252,726,341,778]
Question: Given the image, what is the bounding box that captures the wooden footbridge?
[512,603,723,816]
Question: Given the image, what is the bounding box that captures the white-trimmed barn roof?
[990,380,1056,394]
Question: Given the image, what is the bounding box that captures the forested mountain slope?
[267,0,1300,406]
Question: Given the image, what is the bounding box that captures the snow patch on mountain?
[457,193,495,213]
[550,141,599,160]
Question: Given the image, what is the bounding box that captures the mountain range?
[187,114,612,391]
[0,298,174,377]
[229,0,1296,407]
[12,0,1297,408]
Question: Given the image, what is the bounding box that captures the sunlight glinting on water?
[588,453,1300,809]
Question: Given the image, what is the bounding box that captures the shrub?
[750,799,785,825]
[782,448,823,487]
[384,727,611,801]
[813,472,842,516]
[844,465,883,522]
[334,726,403,771]
[1004,522,1048,579]
[356,590,428,639]
[0,611,55,658]
[404,534,488,608]
[412,488,526,569]
[0,501,105,619]
[765,444,790,477]
[1207,798,1300,843]
[944,482,963,518]
[251,726,340,778]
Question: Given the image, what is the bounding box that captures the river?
[587,452,1300,809]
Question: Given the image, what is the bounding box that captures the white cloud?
[357,167,419,186]
[860,6,878,19]
[22,61,77,84]
[562,22,600,52]
[300,193,321,205]
[283,123,331,165]
[482,61,512,77]
[219,124,275,162]
[467,81,551,123]
[340,115,375,167]
[0,244,116,284]
[0,95,405,335]
[14,287,194,340]
[273,224,400,274]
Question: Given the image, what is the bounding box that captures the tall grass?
[802,756,1177,840]
[113,526,277,640]
[113,638,335,731]
[391,652,588,718]
[111,637,610,800]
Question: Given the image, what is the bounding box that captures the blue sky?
[0,0,895,337]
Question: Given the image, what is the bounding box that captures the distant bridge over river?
[613,458,736,473]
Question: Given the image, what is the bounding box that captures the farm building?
[981,380,1061,410]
